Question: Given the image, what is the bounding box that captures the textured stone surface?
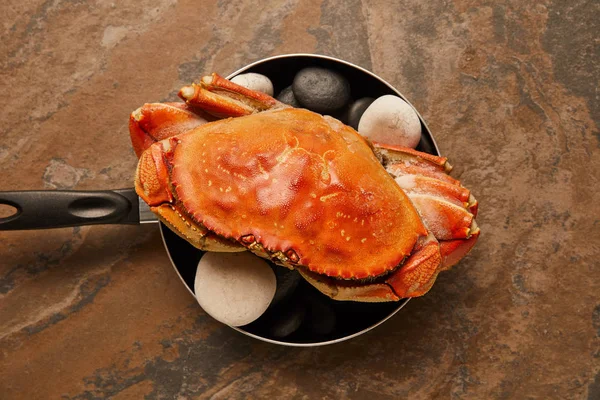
[0,0,598,399]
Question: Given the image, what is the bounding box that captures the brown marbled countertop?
[1,1,599,399]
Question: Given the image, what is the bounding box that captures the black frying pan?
[0,54,441,346]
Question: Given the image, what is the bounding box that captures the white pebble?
[194,251,276,327]
[230,73,274,96]
[358,95,422,148]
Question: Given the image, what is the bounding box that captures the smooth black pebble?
[305,294,336,336]
[270,267,302,307]
[346,97,375,130]
[276,85,301,107]
[293,67,351,113]
[269,301,306,339]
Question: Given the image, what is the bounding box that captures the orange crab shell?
[137,108,428,280]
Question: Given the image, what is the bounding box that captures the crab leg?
[439,221,480,270]
[298,268,402,302]
[178,73,287,118]
[376,143,478,214]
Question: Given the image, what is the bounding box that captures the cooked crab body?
[131,73,480,302]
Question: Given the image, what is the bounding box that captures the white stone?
[194,251,276,327]
[358,95,422,148]
[230,73,274,96]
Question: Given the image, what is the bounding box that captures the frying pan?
[0,54,441,346]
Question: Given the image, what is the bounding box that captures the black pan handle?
[0,188,140,230]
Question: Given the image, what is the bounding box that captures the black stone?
[269,301,306,339]
[345,97,375,130]
[276,85,301,107]
[292,67,351,113]
[416,133,436,155]
[327,100,353,125]
[270,267,302,307]
[304,294,336,336]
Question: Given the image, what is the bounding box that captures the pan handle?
[0,188,142,230]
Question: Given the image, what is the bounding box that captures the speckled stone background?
[1,0,599,399]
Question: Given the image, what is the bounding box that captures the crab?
[130,73,480,302]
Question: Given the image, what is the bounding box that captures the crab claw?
[135,141,174,206]
[135,138,243,252]
[385,232,442,297]
[129,103,212,157]
[298,233,442,302]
